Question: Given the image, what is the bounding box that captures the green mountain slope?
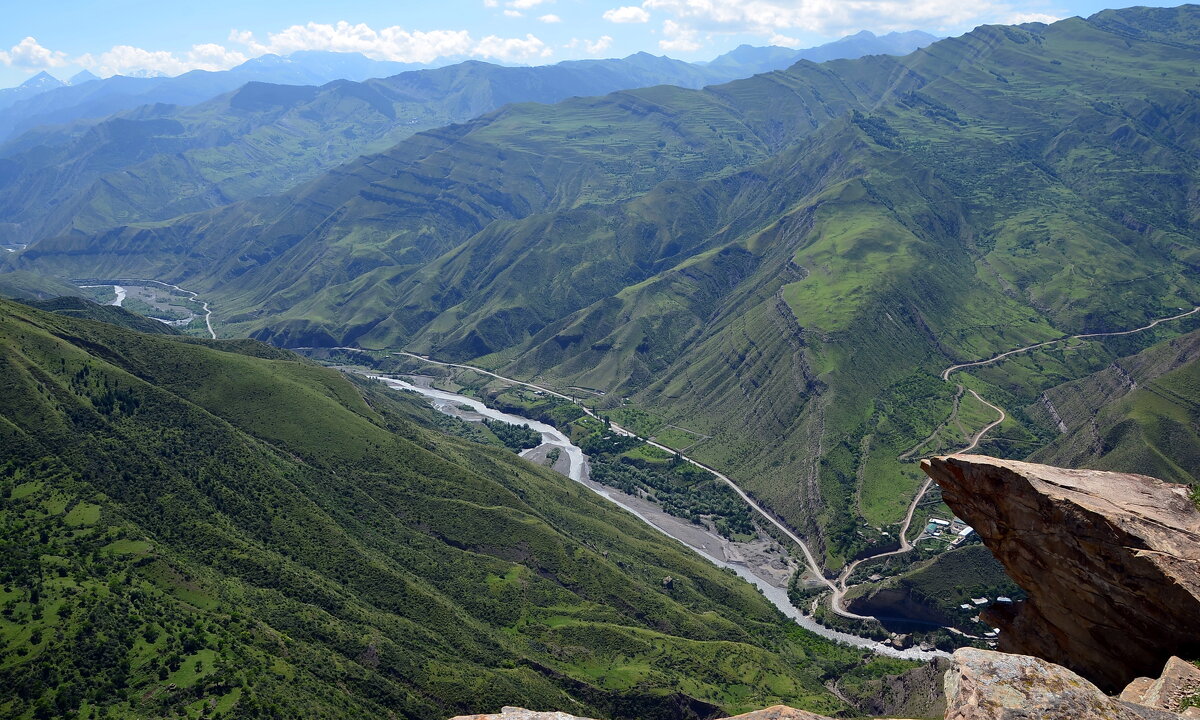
[0,54,754,245]
[1028,328,1200,484]
[0,298,889,720]
[17,6,1200,569]
[0,270,84,301]
[19,295,183,335]
[17,54,915,343]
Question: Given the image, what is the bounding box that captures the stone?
[944,647,1185,720]
[921,455,1200,692]
[719,705,839,720]
[449,709,600,720]
[448,706,840,720]
[1122,657,1200,714]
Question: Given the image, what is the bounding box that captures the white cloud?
[0,37,68,69]
[539,13,563,22]
[78,43,247,77]
[234,22,562,65]
[603,6,652,23]
[483,0,499,6]
[232,22,475,63]
[639,0,1027,37]
[72,20,562,79]
[659,19,702,51]
[474,33,554,61]
[504,9,524,17]
[1006,11,1061,24]
[587,35,615,53]
[511,0,553,8]
[769,33,800,46]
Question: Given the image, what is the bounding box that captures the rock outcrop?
[921,455,1200,692]
[945,647,1187,720]
[448,706,841,720]
[1121,657,1200,717]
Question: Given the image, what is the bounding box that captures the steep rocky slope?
[920,455,1200,692]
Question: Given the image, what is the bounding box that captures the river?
[80,284,126,306]
[363,372,946,661]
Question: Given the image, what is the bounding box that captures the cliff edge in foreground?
[920,455,1200,692]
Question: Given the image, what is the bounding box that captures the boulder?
[448,706,841,720]
[921,455,1200,692]
[1121,657,1200,715]
[945,647,1185,720]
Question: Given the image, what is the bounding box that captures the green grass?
[63,502,100,527]
[651,425,705,450]
[101,539,154,555]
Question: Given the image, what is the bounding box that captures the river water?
[364,372,945,661]
[80,284,127,306]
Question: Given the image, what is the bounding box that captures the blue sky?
[0,0,1184,88]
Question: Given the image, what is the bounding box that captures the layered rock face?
[920,455,1200,692]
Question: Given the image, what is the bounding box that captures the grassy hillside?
[17,296,183,336]
[1028,329,1200,484]
[0,298,904,720]
[18,6,1200,570]
[0,271,84,301]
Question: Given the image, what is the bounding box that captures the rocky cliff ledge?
[920,455,1200,692]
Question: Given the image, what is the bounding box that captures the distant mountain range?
[0,30,940,246]
[0,31,937,146]
[0,50,428,142]
[704,30,939,75]
[0,70,95,112]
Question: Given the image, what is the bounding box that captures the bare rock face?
[717,706,842,720]
[945,647,1185,720]
[448,706,843,720]
[1121,657,1200,715]
[921,455,1200,692]
[449,709,598,720]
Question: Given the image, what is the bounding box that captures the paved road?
[375,361,950,656]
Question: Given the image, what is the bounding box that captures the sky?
[0,0,1185,88]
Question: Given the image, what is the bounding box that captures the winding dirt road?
[391,304,1198,622]
[392,352,875,620]
[831,305,1200,607]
